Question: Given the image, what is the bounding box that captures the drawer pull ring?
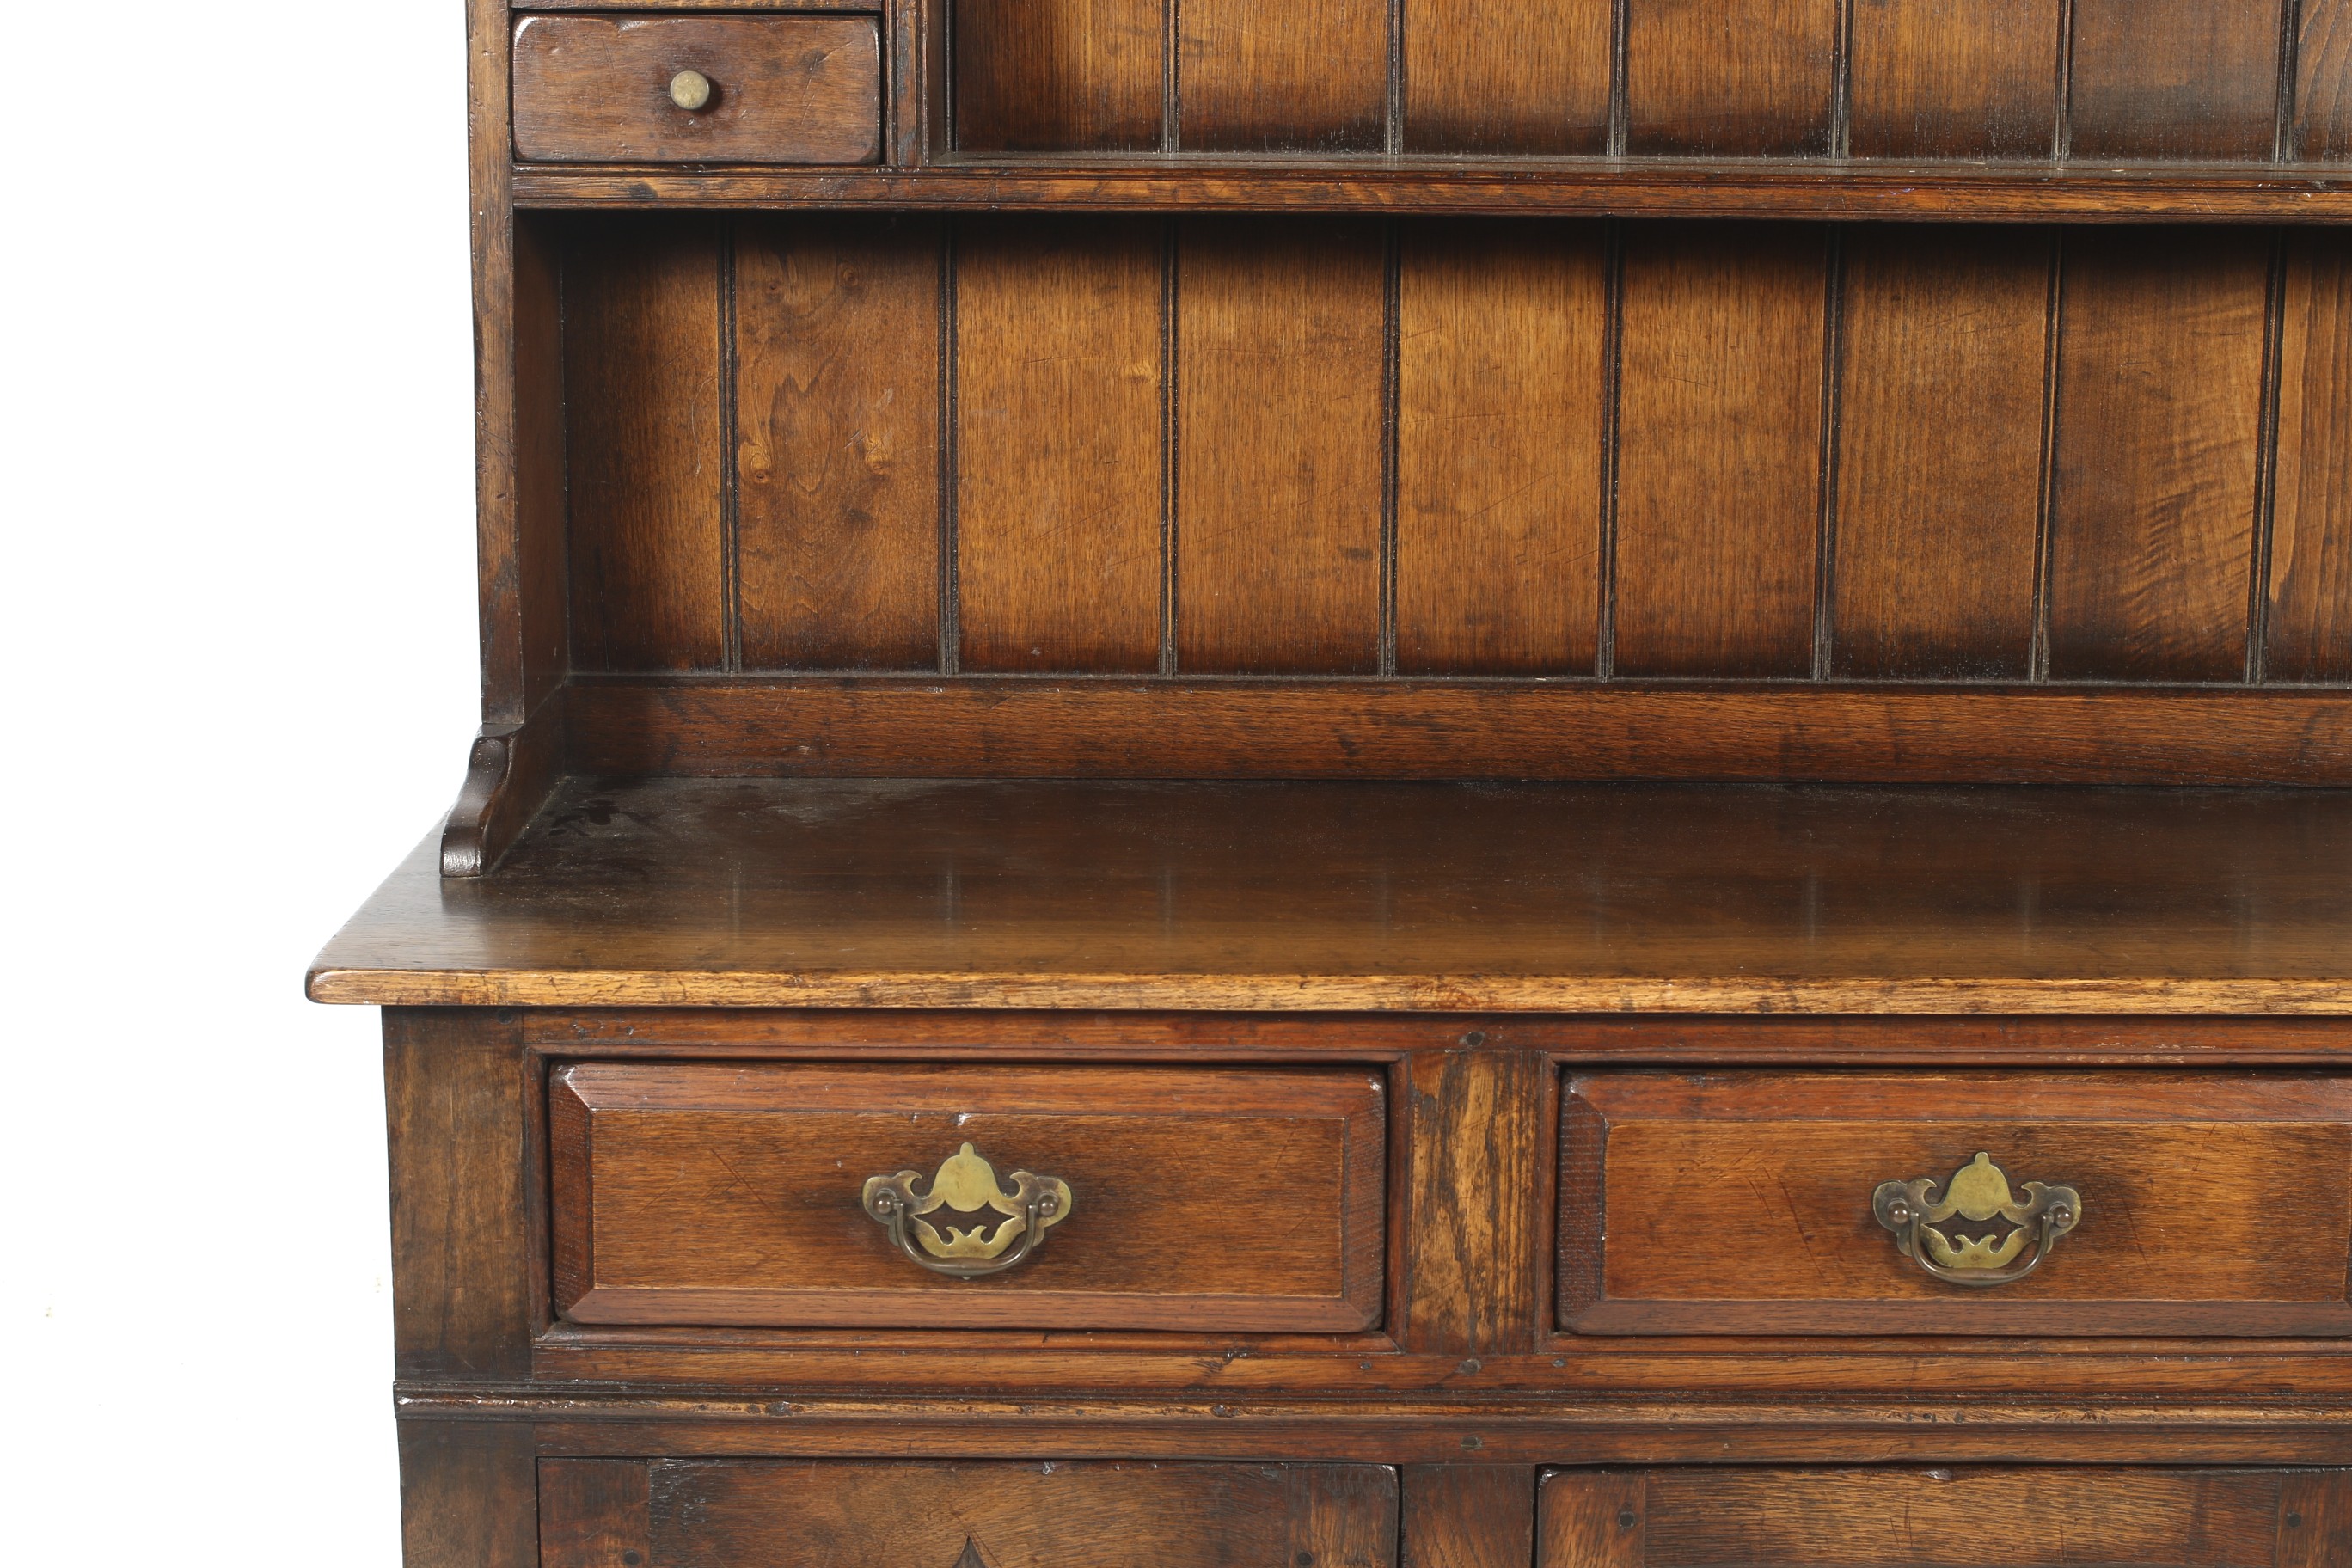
[861,1143,1073,1279]
[668,70,714,111]
[1872,1152,2081,1288]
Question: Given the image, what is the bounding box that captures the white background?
[6,2,475,1559]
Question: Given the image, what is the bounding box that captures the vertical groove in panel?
[1597,224,1626,680]
[2047,229,2270,683]
[956,219,1165,674]
[2301,0,2352,159]
[953,0,1165,151]
[1836,228,2054,682]
[718,224,742,673]
[1614,224,1828,678]
[1163,0,1181,152]
[1179,0,1387,150]
[1175,220,1387,673]
[1625,0,1842,156]
[2055,0,2078,159]
[2031,232,2067,683]
[2281,0,2307,159]
[2069,0,2283,160]
[2249,232,2292,683]
[564,220,726,673]
[1402,0,1614,153]
[1395,223,1609,677]
[2269,232,2352,683]
[1848,0,2064,159]
[1608,0,1631,156]
[1380,225,1401,676]
[1813,228,1847,682]
[1160,219,1179,675]
[940,224,959,675]
[734,216,943,671]
[1386,0,1404,153]
[1829,0,1854,156]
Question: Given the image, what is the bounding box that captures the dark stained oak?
[511,15,882,165]
[1402,0,1614,155]
[2305,0,2352,162]
[1175,220,1387,673]
[398,1424,538,1568]
[956,217,1164,672]
[1624,0,1841,156]
[1847,0,2061,159]
[538,1460,649,1568]
[2269,233,2352,683]
[1178,0,1387,152]
[1402,1467,1536,1568]
[550,1062,1387,1330]
[734,216,941,671]
[1538,1467,2350,1566]
[1831,226,2051,679]
[562,219,726,672]
[1614,224,1827,677]
[313,778,2352,1012]
[1395,223,1607,674]
[2068,0,2285,162]
[2047,229,2270,682]
[954,0,1163,152]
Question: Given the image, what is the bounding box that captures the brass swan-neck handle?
[1873,1152,2081,1289]
[861,1143,1073,1279]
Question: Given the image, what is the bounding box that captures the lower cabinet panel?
[542,1459,1400,1567]
[1539,1467,2351,1567]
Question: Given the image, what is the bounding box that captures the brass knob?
[668,70,714,112]
[862,1143,1073,1279]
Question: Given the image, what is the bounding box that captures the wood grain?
[1402,0,1614,153]
[955,0,1164,151]
[511,15,881,164]
[649,1461,1399,1567]
[1396,224,1608,675]
[1176,220,1387,672]
[315,779,2352,1012]
[1404,1050,1545,1355]
[563,219,726,671]
[1540,1468,2325,1566]
[1403,1467,1537,1568]
[397,1424,538,1568]
[1179,0,1387,150]
[735,216,941,671]
[551,1062,1387,1330]
[2269,233,2352,683]
[1831,227,2051,679]
[2304,0,2352,161]
[2048,229,2269,683]
[2069,0,2284,161]
[2281,1473,2352,1568]
[957,218,1164,672]
[1625,0,1841,155]
[510,217,570,717]
[1848,0,2061,158]
[1614,224,1827,677]
[1560,1071,2352,1336]
[539,1460,650,1568]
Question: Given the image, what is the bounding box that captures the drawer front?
[512,15,882,164]
[542,1460,1400,1568]
[1540,1467,2350,1566]
[1559,1072,2352,1336]
[551,1063,1387,1331]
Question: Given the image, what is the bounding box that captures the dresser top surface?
[311,778,2352,1013]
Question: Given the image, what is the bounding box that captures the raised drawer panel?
[1539,1467,2352,1566]
[1559,1072,2352,1336]
[512,15,882,164]
[551,1063,1387,1331]
[542,1460,1400,1568]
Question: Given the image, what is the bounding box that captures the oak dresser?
[315,0,2352,1562]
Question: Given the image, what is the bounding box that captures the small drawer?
[543,1460,1399,1568]
[550,1062,1387,1331]
[1559,1071,2352,1336]
[1540,1467,2349,1566]
[511,15,882,164]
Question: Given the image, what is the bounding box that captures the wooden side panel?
[397,1424,538,1568]
[1848,0,2061,158]
[958,219,1164,672]
[2303,0,2352,162]
[1404,1050,1546,1356]
[1614,225,1827,677]
[1625,0,1841,156]
[540,1461,652,1568]
[955,0,1164,151]
[511,217,570,713]
[736,216,941,671]
[1832,227,2051,679]
[2070,0,2284,161]
[1402,0,1614,153]
[2269,233,2352,683]
[564,220,726,672]
[1402,1467,1537,1568]
[2280,1473,2352,1567]
[2048,230,2269,683]
[1396,224,1608,675]
[1537,1472,1645,1568]
[553,1062,1387,1330]
[1179,0,1387,150]
[652,1461,1400,1566]
[1176,220,1387,673]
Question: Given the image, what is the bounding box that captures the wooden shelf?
[514,159,2352,221]
[312,778,2352,1013]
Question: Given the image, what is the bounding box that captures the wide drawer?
[1559,1072,2352,1335]
[511,15,882,164]
[1540,1467,2349,1566]
[550,1063,1387,1331]
[543,1460,1398,1568]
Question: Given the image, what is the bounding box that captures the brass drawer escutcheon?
[1872,1152,2082,1288]
[861,1143,1073,1278]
